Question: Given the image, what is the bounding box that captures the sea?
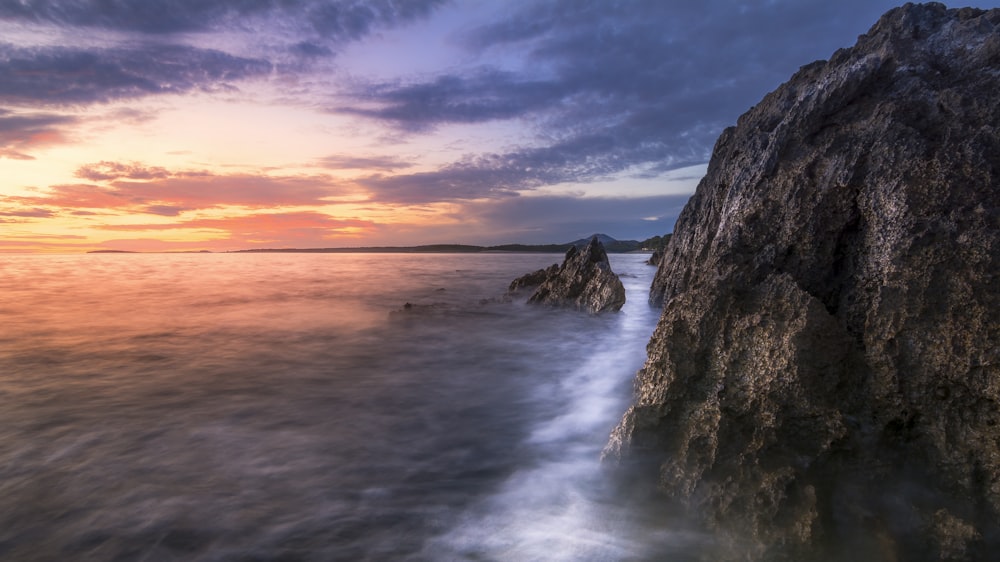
[0,252,710,561]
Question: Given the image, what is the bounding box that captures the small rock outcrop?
[510,237,626,313]
[607,4,1000,561]
[506,264,559,294]
[645,249,663,266]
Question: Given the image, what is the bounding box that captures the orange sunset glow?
[0,0,938,252]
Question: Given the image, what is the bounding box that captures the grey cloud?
[318,154,415,171]
[0,1,448,109]
[0,43,271,105]
[0,0,446,38]
[341,0,906,195]
[144,205,190,216]
[0,110,76,159]
[0,111,75,135]
[291,42,333,58]
[304,0,447,42]
[0,0,244,34]
[360,131,705,204]
[340,69,562,131]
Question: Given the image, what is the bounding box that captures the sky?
[2,1,996,252]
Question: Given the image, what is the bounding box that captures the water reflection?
[0,252,695,561]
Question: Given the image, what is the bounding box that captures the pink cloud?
[0,111,76,160]
[100,211,368,232]
[7,165,352,213]
[76,161,171,181]
[96,211,377,250]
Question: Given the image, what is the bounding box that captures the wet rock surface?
[506,264,559,295]
[607,4,1000,560]
[509,237,626,314]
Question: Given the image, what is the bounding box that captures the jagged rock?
[607,4,1000,560]
[646,249,663,266]
[512,237,626,313]
[507,264,559,295]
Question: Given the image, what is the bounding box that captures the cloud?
[98,210,370,232]
[0,0,446,42]
[338,68,563,132]
[0,207,57,218]
[301,0,447,42]
[317,154,415,171]
[0,109,76,159]
[6,164,350,213]
[95,210,377,250]
[76,161,171,181]
[0,43,272,105]
[358,135,705,204]
[0,0,450,121]
[336,0,904,195]
[143,205,191,217]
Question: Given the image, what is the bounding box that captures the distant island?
[86,234,671,254]
[227,234,667,254]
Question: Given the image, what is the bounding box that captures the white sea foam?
[421,256,708,561]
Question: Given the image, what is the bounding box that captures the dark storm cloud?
[0,0,446,38]
[0,43,272,105]
[342,0,904,198]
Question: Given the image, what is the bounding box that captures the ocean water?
[0,252,707,561]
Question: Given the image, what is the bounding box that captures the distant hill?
[566,234,642,253]
[230,234,651,254]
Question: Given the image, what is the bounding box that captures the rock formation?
[606,4,1000,560]
[507,264,559,295]
[510,237,626,313]
[646,249,663,266]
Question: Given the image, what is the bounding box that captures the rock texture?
[607,4,1000,560]
[512,237,626,313]
[507,264,559,295]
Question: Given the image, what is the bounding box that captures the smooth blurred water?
[0,252,705,561]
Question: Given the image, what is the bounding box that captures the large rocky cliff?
[606,3,1000,560]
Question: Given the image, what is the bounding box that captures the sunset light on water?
[4,2,999,560]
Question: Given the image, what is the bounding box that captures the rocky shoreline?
[606,4,1000,560]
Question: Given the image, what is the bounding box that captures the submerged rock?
[607,4,1000,560]
[510,237,626,313]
